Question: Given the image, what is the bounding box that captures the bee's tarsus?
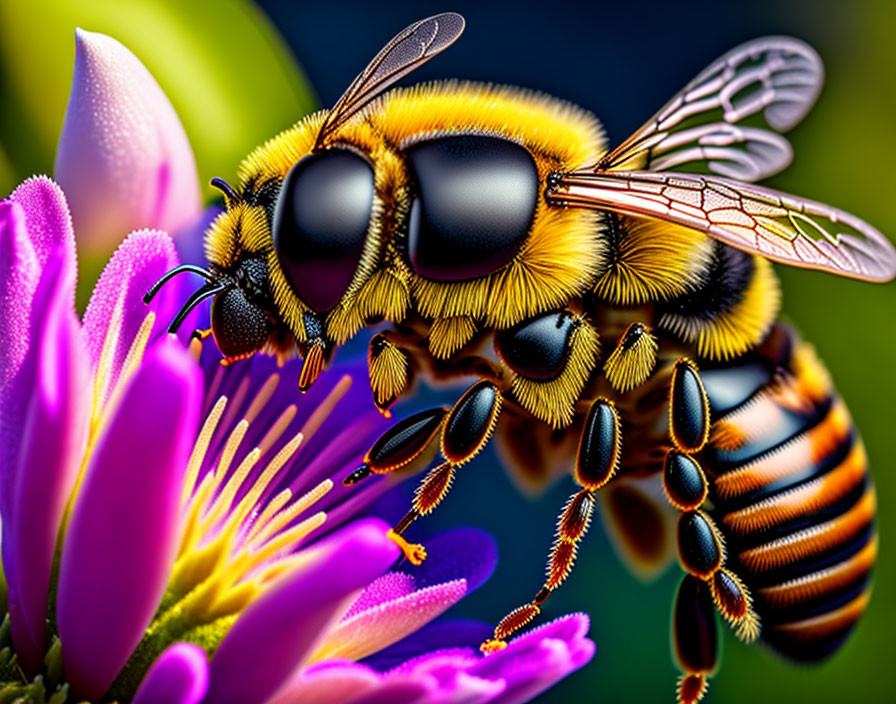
[298,341,326,392]
[343,465,371,486]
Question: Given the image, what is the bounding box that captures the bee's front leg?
[345,380,503,565]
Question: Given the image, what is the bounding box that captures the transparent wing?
[315,12,465,147]
[597,37,823,181]
[549,170,896,282]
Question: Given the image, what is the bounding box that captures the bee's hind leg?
[346,380,503,565]
[663,358,759,704]
[672,575,718,704]
[480,398,621,652]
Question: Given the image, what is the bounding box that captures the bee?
[146,13,896,703]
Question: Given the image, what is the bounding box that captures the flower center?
[106,364,354,699]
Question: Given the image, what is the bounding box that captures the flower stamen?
[182,395,228,505]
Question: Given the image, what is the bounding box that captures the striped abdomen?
[701,325,875,661]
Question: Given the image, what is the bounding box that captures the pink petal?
[343,572,417,619]
[54,29,200,255]
[205,519,400,704]
[81,229,183,397]
[0,177,76,486]
[57,337,201,700]
[470,614,595,704]
[313,580,468,662]
[264,662,382,704]
[399,654,504,704]
[0,201,39,502]
[133,643,209,704]
[9,176,77,275]
[7,251,88,673]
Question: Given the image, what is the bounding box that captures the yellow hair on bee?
[238,112,325,185]
[369,81,604,169]
[509,319,600,428]
[368,336,409,412]
[709,420,747,451]
[790,340,833,405]
[594,216,715,305]
[235,114,325,343]
[429,317,477,360]
[204,204,270,268]
[413,206,605,329]
[357,266,411,321]
[661,255,780,360]
[603,322,658,393]
[326,258,411,346]
[369,81,607,330]
[325,147,411,345]
[710,568,760,643]
[212,81,609,347]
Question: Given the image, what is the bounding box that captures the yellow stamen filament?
[182,396,228,505]
[250,481,332,549]
[218,375,252,437]
[200,448,262,532]
[67,313,160,528]
[215,419,249,482]
[189,337,203,361]
[243,373,280,424]
[258,405,298,455]
[246,489,293,542]
[299,374,352,442]
[247,512,327,573]
[226,433,306,534]
[91,301,124,427]
[117,313,156,395]
[160,388,339,634]
[254,551,317,585]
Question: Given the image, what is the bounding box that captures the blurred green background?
[2,0,894,702]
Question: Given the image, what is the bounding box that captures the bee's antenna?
[210,177,242,205]
[168,282,230,334]
[144,265,215,304]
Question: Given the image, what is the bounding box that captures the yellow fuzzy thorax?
[208,81,607,347]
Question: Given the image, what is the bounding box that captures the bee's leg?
[348,380,503,564]
[480,398,620,653]
[342,406,449,487]
[187,328,213,361]
[368,331,412,417]
[673,575,719,704]
[389,380,503,564]
[664,358,758,703]
[190,328,213,342]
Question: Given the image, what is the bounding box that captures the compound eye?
[272,150,375,312]
[405,135,538,281]
[211,287,274,359]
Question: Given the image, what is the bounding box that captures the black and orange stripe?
[701,324,875,662]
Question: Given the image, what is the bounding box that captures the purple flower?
[0,176,595,702]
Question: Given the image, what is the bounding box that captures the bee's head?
[145,174,337,391]
[144,253,275,361]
